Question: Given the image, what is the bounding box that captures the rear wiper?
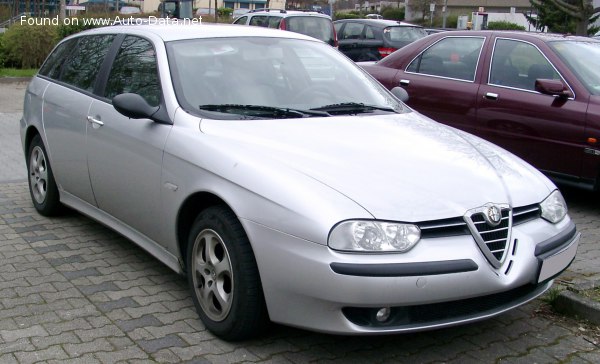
[198,104,330,118]
[310,102,397,115]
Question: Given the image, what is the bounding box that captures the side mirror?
[535,79,571,98]
[113,93,160,119]
[391,86,409,103]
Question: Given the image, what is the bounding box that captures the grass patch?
[0,68,37,77]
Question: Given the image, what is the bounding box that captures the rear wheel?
[27,134,62,216]
[187,206,268,340]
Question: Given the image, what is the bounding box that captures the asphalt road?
[1,81,599,363]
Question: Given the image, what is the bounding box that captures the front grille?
[513,204,541,225]
[417,217,470,239]
[470,209,510,261]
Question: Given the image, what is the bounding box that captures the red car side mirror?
[535,79,571,99]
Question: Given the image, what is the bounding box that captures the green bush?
[2,23,58,69]
[57,19,101,39]
[0,33,5,68]
[382,7,405,21]
[217,7,233,18]
[486,21,525,31]
[334,12,361,20]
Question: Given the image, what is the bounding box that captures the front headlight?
[328,220,421,252]
[540,190,568,223]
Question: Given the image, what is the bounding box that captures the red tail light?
[332,24,338,48]
[378,47,397,58]
[279,19,286,30]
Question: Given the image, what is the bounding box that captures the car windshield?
[166,37,406,119]
[549,40,600,95]
[287,16,335,45]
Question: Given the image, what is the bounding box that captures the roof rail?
[287,8,326,14]
[248,8,287,14]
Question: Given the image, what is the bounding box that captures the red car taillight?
[378,47,397,58]
[279,19,286,30]
[332,24,338,48]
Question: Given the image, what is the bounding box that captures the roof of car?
[427,30,598,43]
[334,19,422,28]
[73,23,318,42]
[246,9,331,18]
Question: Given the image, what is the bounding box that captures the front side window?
[489,38,561,91]
[60,35,115,92]
[233,16,248,24]
[249,15,268,27]
[167,37,405,119]
[104,36,161,106]
[406,36,484,81]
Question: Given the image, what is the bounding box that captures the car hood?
[199,112,553,222]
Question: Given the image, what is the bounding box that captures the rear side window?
[104,36,161,106]
[268,16,282,28]
[287,16,335,45]
[340,23,364,40]
[385,27,427,42]
[60,35,116,92]
[407,37,484,81]
[38,39,77,80]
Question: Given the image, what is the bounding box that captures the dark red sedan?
[361,31,600,190]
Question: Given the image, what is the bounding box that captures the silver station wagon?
[21,24,580,340]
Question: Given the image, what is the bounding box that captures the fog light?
[375,307,391,322]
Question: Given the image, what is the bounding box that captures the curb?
[554,280,600,325]
[0,77,32,83]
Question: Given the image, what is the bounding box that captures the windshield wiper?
[310,102,397,115]
[198,104,330,118]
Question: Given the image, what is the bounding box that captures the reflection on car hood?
[200,112,553,222]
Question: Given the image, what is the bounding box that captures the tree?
[529,0,600,35]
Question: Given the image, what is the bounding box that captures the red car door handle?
[484,92,499,100]
[400,79,410,86]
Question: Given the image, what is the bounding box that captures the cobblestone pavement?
[1,82,600,363]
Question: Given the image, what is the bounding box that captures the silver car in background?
[21,24,579,340]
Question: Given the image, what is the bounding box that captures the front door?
[86,35,171,242]
[476,37,588,179]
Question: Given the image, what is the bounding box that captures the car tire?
[187,206,268,340]
[27,134,63,216]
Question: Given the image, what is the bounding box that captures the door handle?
[87,116,104,127]
[400,79,410,86]
[484,92,498,100]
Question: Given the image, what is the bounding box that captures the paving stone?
[115,314,163,332]
[0,324,49,342]
[63,338,113,357]
[14,345,69,364]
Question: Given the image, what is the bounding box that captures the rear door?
[476,37,588,179]
[41,34,116,205]
[400,36,486,134]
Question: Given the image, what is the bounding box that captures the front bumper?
[243,217,579,334]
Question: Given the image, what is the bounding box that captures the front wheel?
[27,134,63,216]
[187,206,268,340]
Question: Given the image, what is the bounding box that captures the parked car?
[23,24,579,340]
[361,31,600,190]
[334,19,427,61]
[119,6,141,15]
[365,13,383,19]
[232,8,337,47]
